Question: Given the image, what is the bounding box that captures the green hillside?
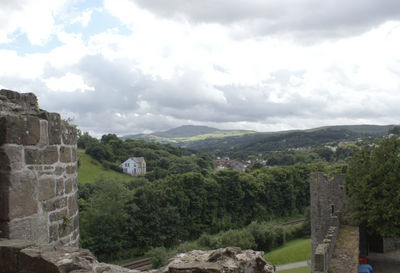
[154,125,219,138]
[121,125,256,144]
[184,125,395,158]
[265,238,311,265]
[121,124,395,160]
[78,150,133,184]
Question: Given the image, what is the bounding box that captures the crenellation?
[48,113,62,145]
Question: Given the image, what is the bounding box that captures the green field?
[278,266,310,273]
[78,151,133,184]
[265,238,311,266]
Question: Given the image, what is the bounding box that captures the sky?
[1,0,400,137]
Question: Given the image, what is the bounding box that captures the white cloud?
[0,0,68,45]
[70,10,93,27]
[0,50,46,79]
[43,72,95,92]
[1,0,400,136]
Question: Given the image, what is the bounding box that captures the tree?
[79,178,129,261]
[77,132,98,149]
[346,136,400,237]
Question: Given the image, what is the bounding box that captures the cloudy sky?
[1,0,400,137]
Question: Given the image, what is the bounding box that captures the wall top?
[0,89,39,116]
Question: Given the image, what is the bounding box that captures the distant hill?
[153,125,219,138]
[122,124,395,159]
[122,125,256,143]
[185,124,395,158]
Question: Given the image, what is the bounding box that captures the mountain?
[153,125,219,138]
[121,125,256,143]
[122,124,395,159]
[184,124,395,158]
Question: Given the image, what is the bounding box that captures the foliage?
[79,178,130,261]
[78,133,214,178]
[185,126,391,159]
[145,247,168,269]
[78,132,99,149]
[79,164,315,261]
[142,220,308,268]
[346,135,400,237]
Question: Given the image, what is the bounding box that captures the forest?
[77,126,399,264]
[77,132,327,262]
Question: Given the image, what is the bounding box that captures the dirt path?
[276,260,309,271]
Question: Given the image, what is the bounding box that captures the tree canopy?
[346,135,400,237]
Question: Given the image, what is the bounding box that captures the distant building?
[120,157,146,176]
[215,157,246,172]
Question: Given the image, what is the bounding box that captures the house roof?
[130,157,145,163]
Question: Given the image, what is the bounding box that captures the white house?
[120,157,146,177]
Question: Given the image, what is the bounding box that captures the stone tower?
[0,89,79,246]
[310,173,348,272]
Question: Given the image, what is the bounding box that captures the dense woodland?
[77,132,325,261]
[77,126,399,263]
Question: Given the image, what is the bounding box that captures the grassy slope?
[78,151,133,184]
[265,238,311,266]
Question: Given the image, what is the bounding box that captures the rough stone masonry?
[0,89,79,246]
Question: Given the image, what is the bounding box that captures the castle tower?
[0,89,79,246]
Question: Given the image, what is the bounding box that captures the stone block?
[64,178,73,194]
[43,197,67,212]
[8,218,32,241]
[68,195,78,216]
[0,145,24,172]
[28,216,49,244]
[60,146,72,163]
[8,216,49,243]
[56,178,64,196]
[49,208,67,222]
[19,247,60,273]
[61,122,78,145]
[66,164,77,174]
[55,166,64,175]
[71,148,77,162]
[59,218,74,237]
[0,239,35,273]
[25,146,59,165]
[7,171,38,220]
[48,113,61,145]
[39,119,49,146]
[314,244,328,272]
[49,224,59,242]
[0,115,41,145]
[38,177,56,201]
[0,173,10,221]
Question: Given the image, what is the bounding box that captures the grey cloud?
[2,55,399,136]
[131,0,400,39]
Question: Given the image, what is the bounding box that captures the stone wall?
[313,221,339,272]
[0,89,79,246]
[0,240,275,273]
[310,173,348,273]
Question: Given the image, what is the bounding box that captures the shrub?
[146,247,168,269]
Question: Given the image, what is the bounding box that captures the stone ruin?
[0,89,79,246]
[309,173,355,273]
[0,89,275,273]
